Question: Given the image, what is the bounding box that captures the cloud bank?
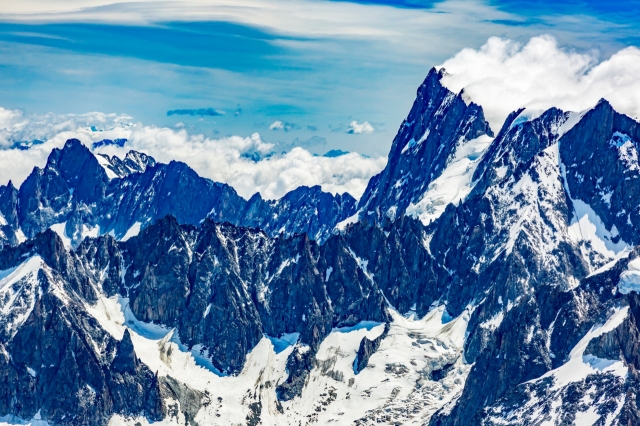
[0,107,133,149]
[0,107,386,200]
[440,35,640,130]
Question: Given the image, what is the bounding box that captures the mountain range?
[2,67,640,425]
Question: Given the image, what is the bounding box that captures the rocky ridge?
[0,140,355,248]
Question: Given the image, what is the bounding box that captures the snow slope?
[84,292,471,425]
[406,135,493,225]
[0,256,44,339]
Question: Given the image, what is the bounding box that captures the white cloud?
[0,0,549,66]
[268,121,299,132]
[0,107,386,200]
[2,1,509,42]
[439,35,640,130]
[347,121,375,134]
[269,120,284,130]
[0,107,132,148]
[0,108,134,185]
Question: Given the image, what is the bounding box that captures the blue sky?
[1,0,639,157]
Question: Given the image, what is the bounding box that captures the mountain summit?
[357,67,493,223]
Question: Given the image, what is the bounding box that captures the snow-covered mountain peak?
[356,67,494,224]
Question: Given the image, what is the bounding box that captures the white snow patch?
[93,293,474,424]
[88,292,297,425]
[610,132,640,171]
[48,222,71,250]
[534,306,629,391]
[587,248,631,278]
[401,128,431,154]
[618,256,640,294]
[574,405,601,425]
[406,134,493,225]
[273,256,299,278]
[95,153,119,180]
[279,305,471,425]
[567,199,629,258]
[14,229,26,244]
[347,247,373,281]
[480,311,504,330]
[557,109,590,137]
[510,108,545,128]
[325,266,333,282]
[494,165,508,179]
[120,222,142,242]
[0,256,44,338]
[335,212,359,232]
[81,224,100,240]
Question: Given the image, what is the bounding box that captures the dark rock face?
[0,139,356,248]
[343,216,449,317]
[424,103,640,425]
[584,289,640,372]
[160,376,204,426]
[0,181,19,245]
[354,322,390,374]
[0,214,398,422]
[463,251,640,426]
[422,109,592,426]
[559,99,640,246]
[276,345,316,401]
[333,76,640,425]
[0,232,163,425]
[242,185,356,243]
[471,107,569,195]
[357,67,493,222]
[103,215,391,376]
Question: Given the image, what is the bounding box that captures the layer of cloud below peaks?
[109,127,385,199]
[0,108,386,200]
[2,35,640,201]
[440,35,640,131]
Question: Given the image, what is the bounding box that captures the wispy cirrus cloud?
[0,0,638,159]
[167,108,226,117]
